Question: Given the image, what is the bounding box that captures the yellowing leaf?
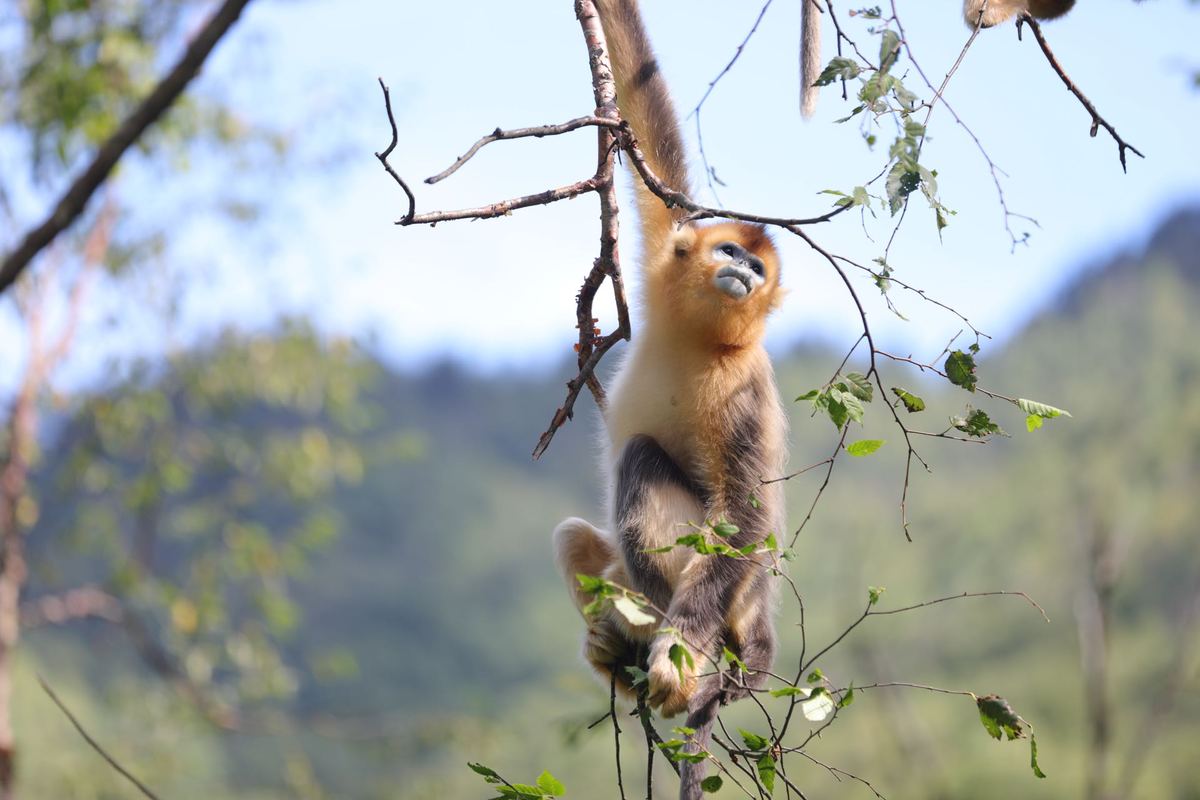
[612,595,655,627]
[802,689,835,721]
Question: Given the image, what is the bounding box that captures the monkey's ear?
[671,226,698,260]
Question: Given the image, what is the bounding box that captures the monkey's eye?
[719,243,737,257]
[749,261,764,277]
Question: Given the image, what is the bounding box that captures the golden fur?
[554,0,789,734]
[964,0,1075,27]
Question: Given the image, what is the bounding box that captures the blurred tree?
[30,324,374,727]
[0,1,275,795]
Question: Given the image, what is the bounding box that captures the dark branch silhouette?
[0,0,256,295]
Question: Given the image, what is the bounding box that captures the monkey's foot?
[584,616,627,668]
[646,636,696,718]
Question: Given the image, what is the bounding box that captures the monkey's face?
[669,222,782,346]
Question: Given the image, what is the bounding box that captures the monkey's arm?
[594,0,692,259]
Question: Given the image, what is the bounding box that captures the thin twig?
[611,671,627,800]
[38,675,162,800]
[426,116,620,184]
[374,78,416,223]
[687,0,775,199]
[401,176,603,226]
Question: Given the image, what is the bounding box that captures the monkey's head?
[664,221,783,348]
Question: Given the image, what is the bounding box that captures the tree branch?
[0,0,255,295]
[1019,15,1144,172]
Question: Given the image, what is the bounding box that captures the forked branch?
[1019,14,1144,172]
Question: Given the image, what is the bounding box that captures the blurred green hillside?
[14,208,1200,799]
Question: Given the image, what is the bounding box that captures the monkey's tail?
[593,0,691,252]
[800,0,822,118]
[678,689,722,800]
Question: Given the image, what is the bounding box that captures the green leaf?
[846,439,885,457]
[756,753,777,793]
[829,388,865,426]
[952,407,1009,439]
[843,372,874,402]
[1026,414,1044,432]
[575,574,608,594]
[763,532,777,551]
[1030,732,1047,779]
[878,29,901,73]
[868,586,885,605]
[738,728,770,752]
[612,595,656,627]
[712,521,740,538]
[769,686,812,698]
[669,643,694,683]
[977,694,1025,741]
[1017,398,1072,420]
[723,647,749,672]
[701,775,724,793]
[536,771,566,796]
[885,161,920,215]
[795,389,819,402]
[814,56,862,86]
[469,762,502,781]
[891,387,926,413]
[944,350,978,392]
[807,668,824,683]
[838,684,855,708]
[625,665,648,687]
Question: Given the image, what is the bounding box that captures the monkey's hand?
[646,634,696,717]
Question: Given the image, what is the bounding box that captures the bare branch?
[18,586,122,629]
[374,78,416,223]
[531,0,631,458]
[399,176,603,227]
[0,0,255,295]
[623,132,852,228]
[38,675,162,800]
[425,116,620,185]
[1019,15,1144,172]
[610,672,627,800]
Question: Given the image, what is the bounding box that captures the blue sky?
[4,0,1200,389]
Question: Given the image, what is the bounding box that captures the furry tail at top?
[800,0,822,118]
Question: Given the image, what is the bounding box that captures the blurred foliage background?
[0,1,1197,799]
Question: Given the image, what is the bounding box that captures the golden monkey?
[553,1,788,797]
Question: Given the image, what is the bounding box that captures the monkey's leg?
[719,572,778,704]
[614,434,706,610]
[613,434,708,716]
[553,518,643,694]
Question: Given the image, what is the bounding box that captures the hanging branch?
[1018,14,1144,172]
[0,0,256,295]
